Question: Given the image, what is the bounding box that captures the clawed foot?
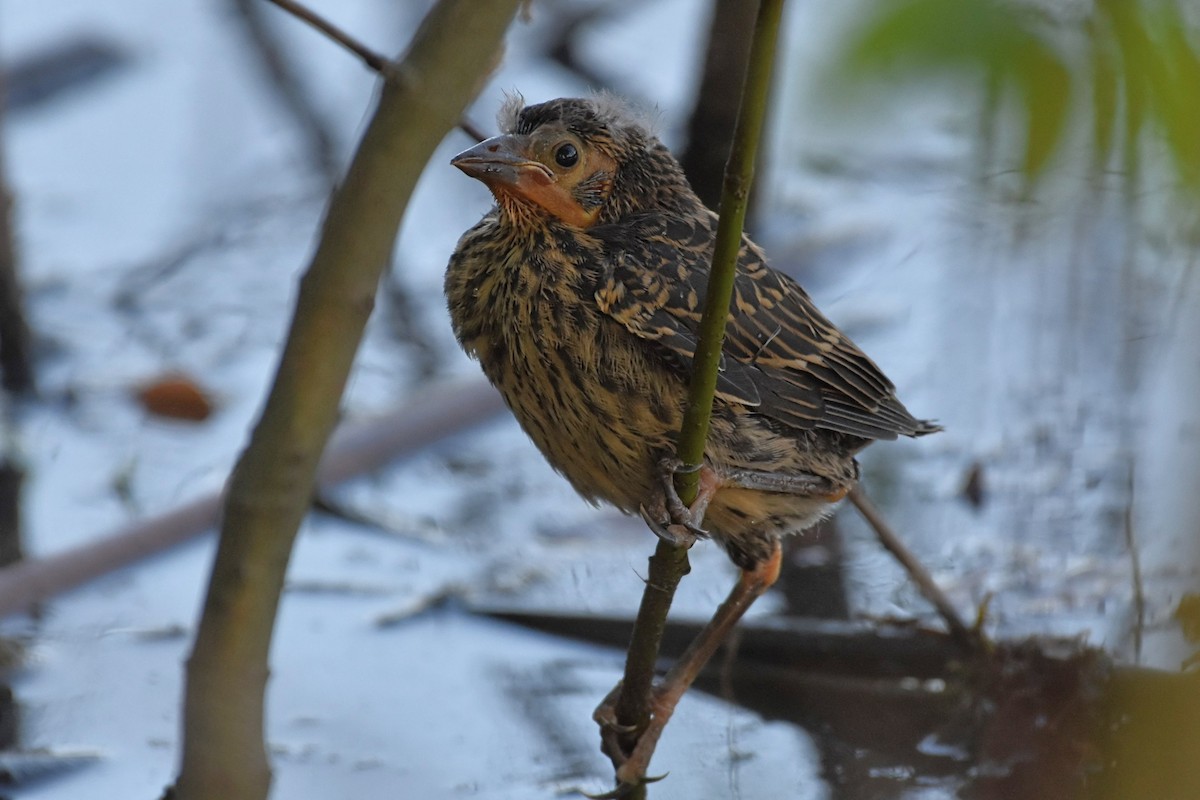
[588,686,676,796]
[592,685,635,735]
[590,544,783,797]
[584,771,668,799]
[593,683,638,770]
[589,684,670,799]
[638,458,718,547]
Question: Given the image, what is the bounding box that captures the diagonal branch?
[167,2,521,799]
[261,0,490,145]
[848,486,976,650]
[264,0,388,73]
[233,0,341,183]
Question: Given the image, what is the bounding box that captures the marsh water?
[2,1,1198,798]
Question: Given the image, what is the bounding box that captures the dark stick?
[263,0,388,73]
[848,486,977,651]
[457,117,489,144]
[606,538,691,761]
[261,0,489,146]
[0,69,34,395]
[232,0,341,183]
[1123,464,1144,662]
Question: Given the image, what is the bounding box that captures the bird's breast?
[446,227,683,512]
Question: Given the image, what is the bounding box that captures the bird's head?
[452,94,693,229]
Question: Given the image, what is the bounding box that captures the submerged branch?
[848,486,977,651]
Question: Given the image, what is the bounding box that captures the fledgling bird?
[447,94,936,567]
[445,94,938,783]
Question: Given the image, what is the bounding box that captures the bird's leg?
[638,458,720,547]
[605,541,783,796]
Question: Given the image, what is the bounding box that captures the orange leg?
[603,540,783,795]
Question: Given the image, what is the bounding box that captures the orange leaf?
[135,374,215,422]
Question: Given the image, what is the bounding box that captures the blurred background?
[0,0,1196,797]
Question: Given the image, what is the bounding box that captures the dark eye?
[554,142,579,168]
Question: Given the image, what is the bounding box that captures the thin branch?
[232,0,341,184]
[1123,463,1144,663]
[674,0,780,501]
[0,69,34,395]
[848,486,977,651]
[0,459,22,569]
[261,0,489,145]
[263,0,388,73]
[458,116,490,143]
[608,0,787,787]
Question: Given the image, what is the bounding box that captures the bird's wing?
[592,211,934,440]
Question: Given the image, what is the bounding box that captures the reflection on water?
[491,608,1200,799]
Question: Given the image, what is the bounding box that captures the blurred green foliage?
[837,0,1200,193]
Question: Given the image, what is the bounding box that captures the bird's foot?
[638,504,697,547]
[592,684,638,738]
[584,771,668,799]
[587,684,676,798]
[639,458,719,546]
[593,683,641,785]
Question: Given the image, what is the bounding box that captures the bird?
[444,94,938,788]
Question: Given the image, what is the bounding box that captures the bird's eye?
[554,142,579,168]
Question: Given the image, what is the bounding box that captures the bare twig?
[0,69,34,395]
[848,486,977,651]
[458,117,489,143]
[544,0,641,96]
[0,460,22,569]
[169,4,519,790]
[1123,463,1144,663]
[260,0,490,146]
[263,0,388,73]
[231,0,340,183]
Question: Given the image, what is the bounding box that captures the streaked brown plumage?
[445,95,938,570]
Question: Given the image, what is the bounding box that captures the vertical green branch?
[608,0,786,787]
[674,0,785,505]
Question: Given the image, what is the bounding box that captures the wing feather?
[592,211,937,440]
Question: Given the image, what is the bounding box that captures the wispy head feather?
[586,90,661,140]
[497,90,525,134]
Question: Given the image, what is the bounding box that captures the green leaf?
[1011,37,1072,178]
[1088,21,1120,170]
[1159,7,1200,182]
[840,0,1072,183]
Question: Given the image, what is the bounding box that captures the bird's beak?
[451,135,554,191]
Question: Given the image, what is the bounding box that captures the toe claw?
[593,707,638,736]
[583,773,669,800]
[639,505,698,547]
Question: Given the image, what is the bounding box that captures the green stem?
[675,0,784,504]
[608,0,787,790]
